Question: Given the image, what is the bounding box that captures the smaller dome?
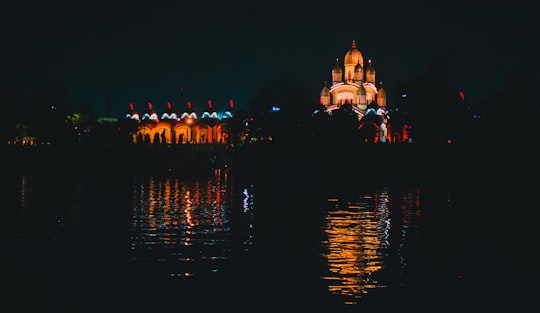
[377,82,387,107]
[377,84,386,99]
[365,59,376,84]
[321,81,330,96]
[332,58,342,74]
[365,59,376,74]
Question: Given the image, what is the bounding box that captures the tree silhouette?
[0,91,27,144]
[396,59,473,145]
[472,65,539,145]
[29,80,76,147]
[249,77,319,144]
[226,107,249,148]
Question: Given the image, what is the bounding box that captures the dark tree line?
[471,65,539,145]
[391,59,474,145]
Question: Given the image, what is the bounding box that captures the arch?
[196,124,213,143]
[174,124,192,144]
[137,126,156,144]
[155,124,172,144]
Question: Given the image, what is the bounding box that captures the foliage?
[391,59,473,145]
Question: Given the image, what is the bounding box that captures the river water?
[3,145,537,312]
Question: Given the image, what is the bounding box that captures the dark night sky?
[1,0,537,117]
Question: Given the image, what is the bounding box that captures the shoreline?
[3,141,532,183]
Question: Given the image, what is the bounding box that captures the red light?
[459,91,465,101]
[229,99,234,108]
[207,100,213,109]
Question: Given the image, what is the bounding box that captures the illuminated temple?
[124,99,234,145]
[319,40,410,143]
[122,40,410,146]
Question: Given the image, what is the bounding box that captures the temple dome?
[344,40,364,68]
[321,81,330,97]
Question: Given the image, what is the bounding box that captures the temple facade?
[122,40,411,147]
[124,99,234,146]
[319,40,410,143]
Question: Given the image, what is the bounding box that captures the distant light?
[401,93,407,98]
[459,91,465,101]
[271,106,280,112]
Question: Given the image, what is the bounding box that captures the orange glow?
[128,175,237,277]
[322,204,384,304]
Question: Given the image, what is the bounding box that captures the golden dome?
[344,40,364,68]
[320,81,330,96]
[377,85,386,99]
[366,59,376,74]
[332,58,342,74]
[377,82,386,107]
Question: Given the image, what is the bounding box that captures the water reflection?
[128,170,255,277]
[11,173,73,242]
[321,186,422,305]
[397,186,422,286]
[7,169,442,309]
[18,175,33,217]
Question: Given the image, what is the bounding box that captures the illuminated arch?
[195,124,213,143]
[155,121,173,144]
[174,124,192,144]
[136,121,156,143]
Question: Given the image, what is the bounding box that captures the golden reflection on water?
[18,175,33,217]
[129,170,254,276]
[321,187,420,305]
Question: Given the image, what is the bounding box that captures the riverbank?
[2,144,231,177]
[3,141,535,186]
